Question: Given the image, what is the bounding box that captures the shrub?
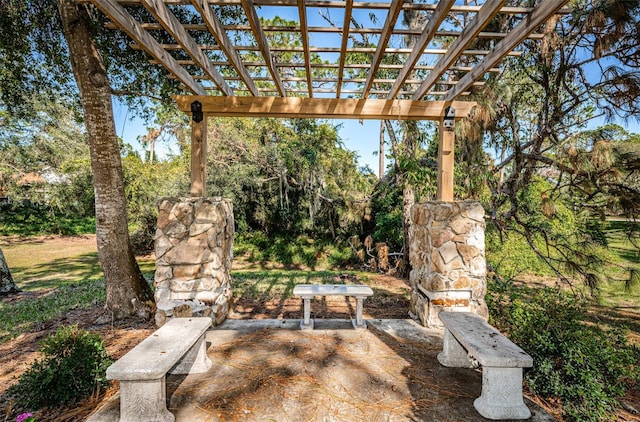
[487,280,640,421]
[8,325,112,410]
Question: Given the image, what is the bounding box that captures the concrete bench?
[106,317,212,422]
[293,284,373,330]
[437,312,533,420]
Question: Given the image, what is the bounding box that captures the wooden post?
[190,114,207,197]
[436,120,455,201]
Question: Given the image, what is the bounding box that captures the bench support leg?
[169,334,212,375]
[352,296,367,329]
[300,296,314,330]
[474,367,531,420]
[119,378,174,422]
[437,328,475,368]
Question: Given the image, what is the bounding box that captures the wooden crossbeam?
[297,0,313,97]
[387,0,455,99]
[106,22,547,39]
[361,0,404,98]
[412,0,507,100]
[135,43,523,57]
[336,0,354,98]
[192,0,259,96]
[174,96,476,120]
[86,0,571,15]
[141,0,233,96]
[242,0,286,96]
[444,0,569,101]
[91,0,205,95]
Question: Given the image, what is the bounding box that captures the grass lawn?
[597,220,640,309]
[1,235,155,291]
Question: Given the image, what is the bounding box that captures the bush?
[487,281,640,421]
[8,325,112,410]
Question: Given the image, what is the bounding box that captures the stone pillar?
[409,201,487,328]
[154,197,234,327]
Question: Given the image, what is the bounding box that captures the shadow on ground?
[89,319,554,422]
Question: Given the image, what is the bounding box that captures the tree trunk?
[0,247,20,296]
[57,0,155,319]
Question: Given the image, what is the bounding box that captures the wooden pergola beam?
[361,0,404,98]
[174,96,476,120]
[141,0,233,96]
[297,0,313,97]
[106,22,547,40]
[91,0,206,95]
[387,0,455,99]
[444,0,570,101]
[135,43,523,57]
[86,0,571,15]
[242,0,286,96]
[192,0,259,96]
[412,0,507,100]
[336,0,354,98]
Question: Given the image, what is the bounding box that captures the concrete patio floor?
[88,319,554,422]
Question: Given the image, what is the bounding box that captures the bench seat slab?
[107,318,212,380]
[474,367,531,420]
[438,312,532,367]
[119,378,174,422]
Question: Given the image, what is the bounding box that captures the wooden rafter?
[174,96,477,120]
[242,0,286,96]
[297,0,313,97]
[411,0,508,100]
[336,0,354,98]
[387,0,456,99]
[361,0,404,98]
[444,0,569,101]
[91,0,569,101]
[141,0,233,95]
[92,0,206,95]
[192,0,259,96]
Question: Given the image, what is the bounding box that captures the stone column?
[409,201,487,328]
[154,197,234,327]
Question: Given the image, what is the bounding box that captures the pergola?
[84,0,570,201]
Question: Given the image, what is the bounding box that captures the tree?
[466,0,640,288]
[0,247,20,296]
[1,0,156,318]
[57,0,155,318]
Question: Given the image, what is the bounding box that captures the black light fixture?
[191,100,203,123]
[443,106,455,129]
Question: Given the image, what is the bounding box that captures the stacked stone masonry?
[154,197,234,327]
[409,201,488,328]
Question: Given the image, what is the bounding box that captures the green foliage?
[369,173,403,251]
[234,232,355,269]
[485,226,553,279]
[122,151,188,254]
[0,204,95,236]
[487,281,640,421]
[8,325,112,410]
[200,117,374,238]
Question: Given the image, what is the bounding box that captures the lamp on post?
[191,100,203,123]
[442,106,455,129]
